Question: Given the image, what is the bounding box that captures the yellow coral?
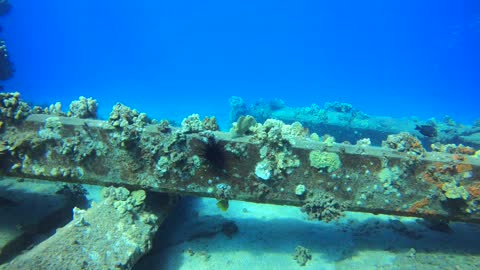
[442,181,469,200]
[310,133,320,141]
[309,150,341,173]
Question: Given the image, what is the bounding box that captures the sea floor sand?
[134,196,480,270]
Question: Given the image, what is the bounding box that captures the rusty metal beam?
[1,114,480,223]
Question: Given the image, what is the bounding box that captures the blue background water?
[1,0,479,124]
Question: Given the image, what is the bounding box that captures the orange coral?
[467,184,480,198]
[452,154,465,162]
[410,139,423,150]
[407,198,430,213]
[423,173,443,189]
[433,162,455,174]
[455,163,473,174]
[458,146,475,155]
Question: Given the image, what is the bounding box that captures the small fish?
[415,125,437,137]
[216,199,229,212]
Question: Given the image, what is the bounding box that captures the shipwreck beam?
[1,114,480,223]
[1,186,175,270]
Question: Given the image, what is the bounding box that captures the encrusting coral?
[309,150,341,173]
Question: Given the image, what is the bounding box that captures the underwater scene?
[0,0,480,269]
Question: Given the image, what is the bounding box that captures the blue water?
[1,2,480,269]
[1,0,479,123]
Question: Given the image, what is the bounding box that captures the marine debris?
[0,179,88,264]
[1,91,480,226]
[1,186,172,270]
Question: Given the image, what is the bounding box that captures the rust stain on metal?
[1,114,480,223]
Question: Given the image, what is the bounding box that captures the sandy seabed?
[133,196,480,270]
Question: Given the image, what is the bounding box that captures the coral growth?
[181,114,204,133]
[38,117,63,140]
[181,114,219,133]
[251,119,303,179]
[60,134,105,162]
[41,102,65,116]
[255,160,272,180]
[102,186,149,216]
[215,183,232,201]
[442,181,469,200]
[407,198,430,214]
[67,96,98,119]
[295,184,307,196]
[382,132,425,155]
[377,166,403,197]
[252,119,308,145]
[309,150,341,173]
[108,103,151,147]
[431,143,476,155]
[108,103,150,129]
[467,184,480,198]
[0,92,31,121]
[230,115,257,137]
[293,246,312,266]
[300,193,345,222]
[202,116,219,131]
[455,163,473,174]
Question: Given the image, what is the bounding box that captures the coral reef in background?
[230,96,480,150]
[228,96,247,122]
